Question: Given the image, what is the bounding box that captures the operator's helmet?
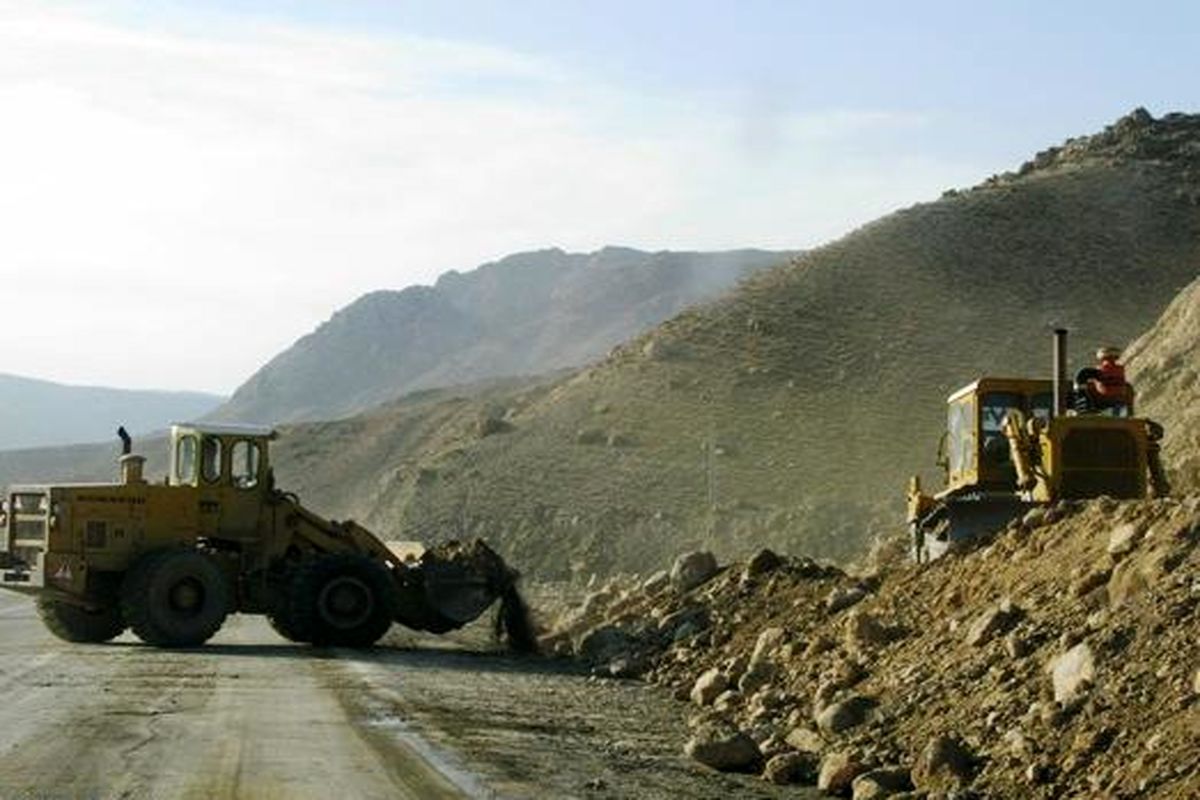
[1096,346,1122,361]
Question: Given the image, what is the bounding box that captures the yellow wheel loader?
[907,329,1169,562]
[0,423,534,649]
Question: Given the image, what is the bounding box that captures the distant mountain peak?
[212,246,795,425]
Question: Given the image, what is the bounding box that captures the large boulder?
[762,751,818,785]
[684,720,762,772]
[671,551,719,591]
[851,767,914,799]
[818,749,867,795]
[912,735,974,790]
[964,600,1022,647]
[815,695,877,735]
[691,668,729,706]
[576,625,635,665]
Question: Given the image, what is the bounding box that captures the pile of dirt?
[545,496,1200,798]
[1127,272,1200,494]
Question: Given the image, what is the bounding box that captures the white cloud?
[0,2,980,394]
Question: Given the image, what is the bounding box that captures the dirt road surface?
[0,594,816,799]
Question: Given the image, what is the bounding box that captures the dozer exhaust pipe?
[1053,328,1069,418]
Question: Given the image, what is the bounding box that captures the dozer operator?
[907,329,1169,562]
[0,423,535,650]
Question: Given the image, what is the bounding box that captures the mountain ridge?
[212,246,794,425]
[0,372,224,452]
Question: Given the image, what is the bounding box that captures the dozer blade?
[915,495,1033,562]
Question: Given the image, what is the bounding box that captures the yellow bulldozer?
[907,329,1170,561]
[0,423,534,649]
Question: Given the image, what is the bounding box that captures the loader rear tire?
[289,554,396,648]
[121,549,231,648]
[267,605,311,643]
[37,597,126,643]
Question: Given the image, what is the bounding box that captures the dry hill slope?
[213,247,791,425]
[1127,272,1200,493]
[271,109,1200,578]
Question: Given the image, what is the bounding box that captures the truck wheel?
[289,554,396,648]
[121,549,231,648]
[36,597,126,643]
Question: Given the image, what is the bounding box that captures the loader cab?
[943,378,1053,493]
[170,423,276,491]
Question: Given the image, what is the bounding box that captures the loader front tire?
[289,554,396,648]
[121,549,231,648]
[37,597,126,643]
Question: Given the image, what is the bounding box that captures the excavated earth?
[546,496,1200,798]
[0,596,812,799]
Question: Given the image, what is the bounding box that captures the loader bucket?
[392,538,538,652]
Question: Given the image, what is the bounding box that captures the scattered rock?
[784,726,824,754]
[965,601,1022,646]
[912,734,975,789]
[826,585,867,613]
[762,751,818,785]
[751,627,786,665]
[818,749,867,795]
[640,570,671,596]
[1004,632,1032,660]
[658,606,710,640]
[671,551,719,591]
[844,609,895,648]
[1049,643,1096,705]
[851,767,914,799]
[684,721,762,772]
[1107,522,1144,558]
[691,668,728,706]
[815,695,877,735]
[576,625,634,665]
[1022,507,1048,528]
[744,548,783,579]
[1072,567,1111,598]
[738,660,775,695]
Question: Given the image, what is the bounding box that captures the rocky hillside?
[545,495,1200,798]
[212,247,790,425]
[270,109,1200,577]
[1127,272,1200,493]
[4,110,1198,586]
[0,373,222,451]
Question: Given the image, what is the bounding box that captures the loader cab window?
[201,437,223,484]
[981,392,1022,467]
[231,440,260,489]
[947,396,976,477]
[175,435,199,485]
[1030,392,1054,423]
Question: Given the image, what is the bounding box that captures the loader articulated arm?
[272,493,537,651]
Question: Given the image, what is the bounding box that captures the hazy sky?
[2,1,1197,394]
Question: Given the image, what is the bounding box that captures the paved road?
[0,594,811,799]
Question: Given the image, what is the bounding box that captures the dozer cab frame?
[0,423,532,649]
[907,329,1169,562]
